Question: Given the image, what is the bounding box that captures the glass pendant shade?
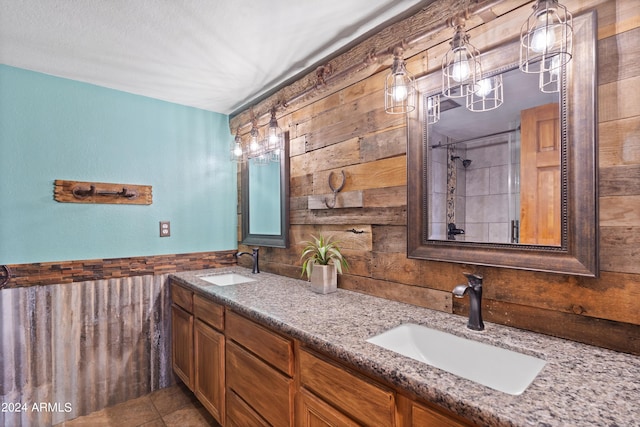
[426,95,440,124]
[520,0,572,74]
[467,74,504,112]
[385,47,416,114]
[442,23,481,99]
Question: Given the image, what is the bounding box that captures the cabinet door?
[297,388,360,427]
[171,304,194,390]
[194,319,225,424]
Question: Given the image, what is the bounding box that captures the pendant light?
[520,0,573,76]
[384,46,416,114]
[230,129,245,163]
[266,107,283,161]
[442,16,481,99]
[248,120,262,159]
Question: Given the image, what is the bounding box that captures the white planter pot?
[310,264,337,294]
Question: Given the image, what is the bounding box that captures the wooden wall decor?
[54,179,152,205]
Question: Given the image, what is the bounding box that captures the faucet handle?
[463,272,483,284]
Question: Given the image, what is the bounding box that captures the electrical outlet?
[160,221,171,237]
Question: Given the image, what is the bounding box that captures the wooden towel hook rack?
[54,180,152,205]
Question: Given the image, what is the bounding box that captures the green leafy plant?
[300,234,349,280]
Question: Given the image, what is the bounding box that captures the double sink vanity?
[169,266,638,426]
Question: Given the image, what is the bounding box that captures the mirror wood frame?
[241,131,290,248]
[407,11,598,277]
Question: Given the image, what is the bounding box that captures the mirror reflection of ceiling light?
[427,95,440,124]
[539,55,562,93]
[467,74,504,112]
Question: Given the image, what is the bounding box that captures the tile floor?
[54,383,220,427]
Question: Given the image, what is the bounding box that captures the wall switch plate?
[159,221,170,237]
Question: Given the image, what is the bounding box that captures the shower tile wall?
[464,140,511,242]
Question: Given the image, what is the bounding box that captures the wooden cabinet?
[226,311,294,427]
[298,348,396,427]
[171,279,475,427]
[170,282,225,425]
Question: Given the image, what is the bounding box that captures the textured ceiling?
[0,0,429,115]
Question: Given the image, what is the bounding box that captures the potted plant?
[300,234,348,294]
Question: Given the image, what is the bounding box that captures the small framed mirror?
[241,132,290,248]
[407,12,598,276]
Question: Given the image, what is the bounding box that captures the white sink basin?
[198,273,256,286]
[366,323,546,395]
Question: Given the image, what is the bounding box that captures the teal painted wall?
[0,65,237,264]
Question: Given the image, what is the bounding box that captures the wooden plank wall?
[238,0,640,355]
[0,274,174,426]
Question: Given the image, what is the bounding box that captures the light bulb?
[450,50,470,82]
[249,138,260,154]
[392,80,408,102]
[268,129,279,145]
[233,143,243,157]
[475,78,493,97]
[530,14,556,53]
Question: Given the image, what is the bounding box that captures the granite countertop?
[170,267,640,427]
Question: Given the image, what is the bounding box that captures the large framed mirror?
[241,131,290,248]
[407,11,598,276]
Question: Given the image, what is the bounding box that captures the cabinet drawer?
[299,349,395,427]
[194,294,224,331]
[226,310,293,376]
[226,389,270,427]
[410,399,471,427]
[227,341,294,427]
[171,282,193,312]
[297,388,360,427]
